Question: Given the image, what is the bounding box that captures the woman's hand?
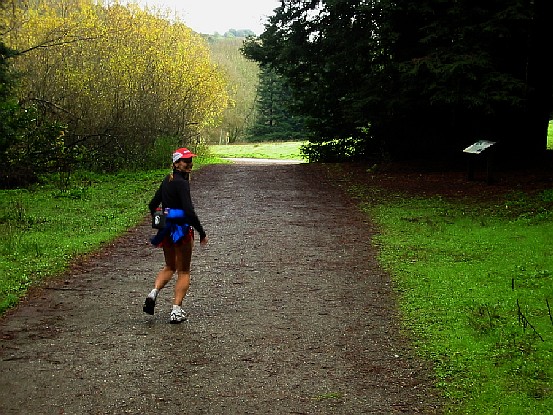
[200,236,208,246]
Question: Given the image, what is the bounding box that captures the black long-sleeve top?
[148,170,206,240]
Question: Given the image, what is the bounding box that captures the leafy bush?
[300,137,367,162]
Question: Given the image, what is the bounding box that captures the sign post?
[463,140,496,183]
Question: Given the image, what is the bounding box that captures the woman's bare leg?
[173,239,193,306]
[153,244,177,289]
[143,244,177,315]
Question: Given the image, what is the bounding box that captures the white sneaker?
[169,307,186,324]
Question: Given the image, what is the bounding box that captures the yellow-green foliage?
[2,0,229,140]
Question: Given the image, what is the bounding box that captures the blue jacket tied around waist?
[150,208,190,245]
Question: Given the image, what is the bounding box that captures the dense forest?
[2,0,552,188]
[205,33,310,145]
[243,0,553,163]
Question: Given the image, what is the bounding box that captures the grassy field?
[0,158,216,313]
[209,141,306,160]
[348,182,553,414]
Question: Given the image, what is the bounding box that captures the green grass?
[351,184,553,414]
[209,141,306,160]
[0,159,212,313]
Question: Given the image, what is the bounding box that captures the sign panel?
[463,140,496,154]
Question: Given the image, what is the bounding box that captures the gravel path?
[0,161,442,414]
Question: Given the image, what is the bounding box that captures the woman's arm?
[178,181,206,240]
[148,184,163,216]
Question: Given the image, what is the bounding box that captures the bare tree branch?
[14,35,103,57]
[30,98,80,120]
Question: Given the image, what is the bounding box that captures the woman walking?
[143,147,208,323]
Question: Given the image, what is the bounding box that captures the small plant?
[467,303,504,334]
[312,392,344,400]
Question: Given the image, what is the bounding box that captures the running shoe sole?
[143,297,155,315]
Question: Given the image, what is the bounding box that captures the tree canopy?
[243,0,553,162]
[244,65,311,142]
[1,0,229,186]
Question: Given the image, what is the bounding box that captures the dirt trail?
[0,162,441,414]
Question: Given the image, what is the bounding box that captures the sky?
[133,0,281,35]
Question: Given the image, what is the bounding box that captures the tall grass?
[352,184,553,413]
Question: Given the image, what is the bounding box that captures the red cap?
[172,147,197,163]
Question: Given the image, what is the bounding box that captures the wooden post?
[486,154,494,184]
[463,140,496,184]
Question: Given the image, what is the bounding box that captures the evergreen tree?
[246,66,309,142]
[244,0,553,162]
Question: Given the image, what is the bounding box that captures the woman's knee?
[175,243,192,271]
[163,264,177,273]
